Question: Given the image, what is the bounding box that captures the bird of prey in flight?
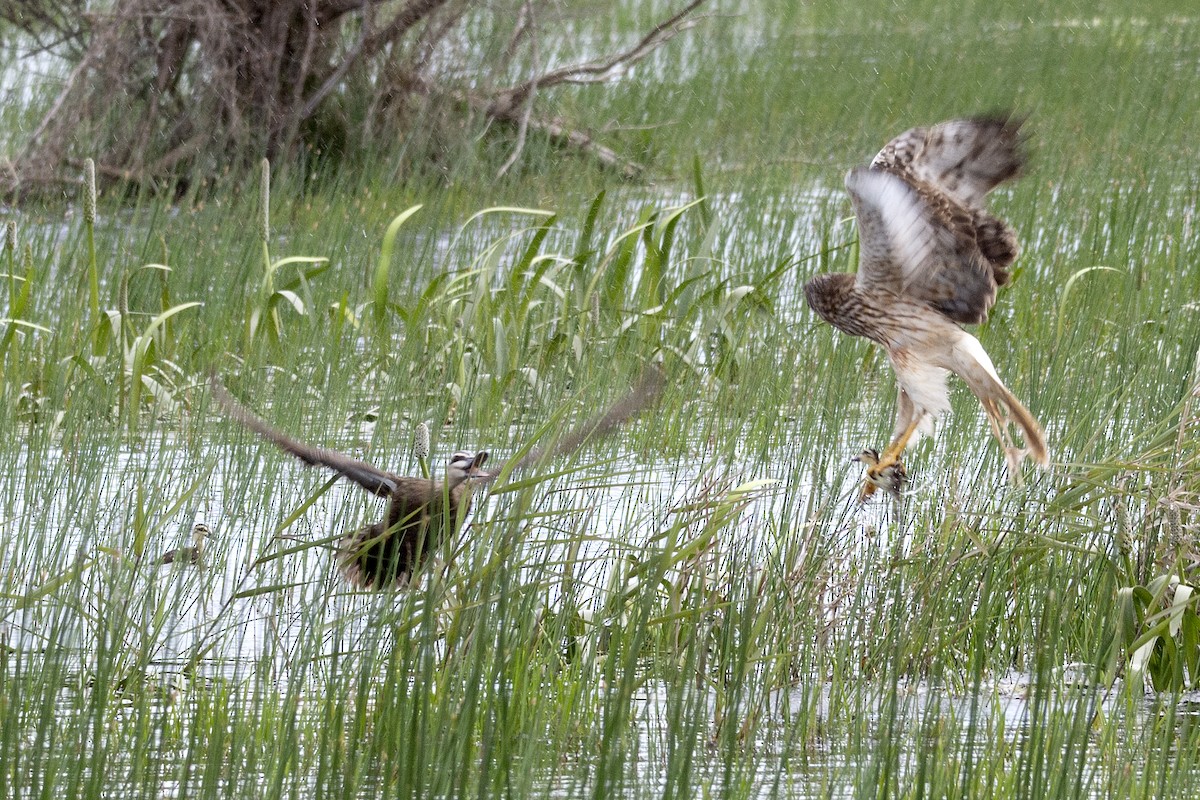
[804,114,1048,500]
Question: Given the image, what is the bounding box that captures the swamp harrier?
[804,114,1048,500]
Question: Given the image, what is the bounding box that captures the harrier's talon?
[854,448,907,502]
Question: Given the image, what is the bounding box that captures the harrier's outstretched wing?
[871,114,1026,209]
[846,167,998,325]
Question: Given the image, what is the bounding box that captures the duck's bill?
[468,451,491,477]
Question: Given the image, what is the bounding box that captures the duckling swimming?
[161,522,210,566]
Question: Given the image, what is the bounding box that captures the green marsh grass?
[2,0,1200,797]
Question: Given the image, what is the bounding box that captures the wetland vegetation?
[1,0,1199,797]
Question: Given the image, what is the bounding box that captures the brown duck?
[211,368,663,589]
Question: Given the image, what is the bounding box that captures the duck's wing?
[211,376,399,497]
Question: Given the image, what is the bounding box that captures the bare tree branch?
[17,46,97,166]
[0,0,89,50]
[493,0,708,113]
[2,0,708,196]
[477,94,645,179]
[496,0,538,178]
[360,0,456,57]
[297,3,374,123]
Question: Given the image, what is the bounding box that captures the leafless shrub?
[3,0,707,196]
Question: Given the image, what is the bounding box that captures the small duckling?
[161,522,210,566]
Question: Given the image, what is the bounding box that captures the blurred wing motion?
[211,376,400,497]
[210,367,665,588]
[493,364,667,477]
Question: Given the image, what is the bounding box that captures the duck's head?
[446,450,491,485]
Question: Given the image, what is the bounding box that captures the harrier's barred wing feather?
[846,167,924,295]
[869,126,927,172]
[871,115,1026,209]
[847,167,998,325]
[211,377,400,497]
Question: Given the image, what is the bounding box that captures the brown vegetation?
[1,0,706,195]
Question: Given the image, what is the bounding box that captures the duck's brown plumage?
[161,523,211,566]
[212,379,488,588]
[211,367,664,588]
[337,450,488,589]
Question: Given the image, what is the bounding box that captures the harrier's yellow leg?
[880,417,921,464]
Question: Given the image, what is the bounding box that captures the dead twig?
[4,0,708,196]
[496,0,539,178]
[491,0,708,114]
